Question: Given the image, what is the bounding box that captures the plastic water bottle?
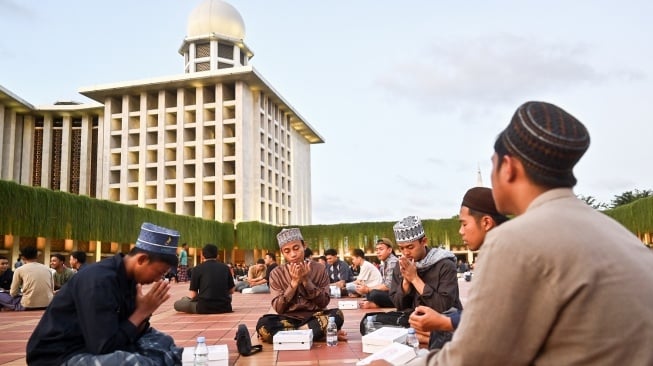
[405,328,419,353]
[365,316,376,334]
[194,336,209,366]
[326,316,338,346]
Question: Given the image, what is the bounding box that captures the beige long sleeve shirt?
[11,262,54,308]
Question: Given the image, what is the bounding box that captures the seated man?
[0,255,15,308]
[50,253,75,291]
[26,222,182,365]
[4,246,53,311]
[324,248,354,296]
[235,258,266,293]
[358,238,398,309]
[69,251,87,272]
[409,187,508,348]
[390,216,462,346]
[256,228,346,343]
[345,249,382,297]
[242,253,277,294]
[174,244,234,314]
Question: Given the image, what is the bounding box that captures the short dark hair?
[202,244,218,259]
[304,247,313,259]
[128,246,178,267]
[70,251,87,264]
[52,253,65,262]
[265,252,276,262]
[352,248,365,258]
[468,207,510,226]
[256,258,265,265]
[319,255,327,262]
[0,255,8,261]
[324,248,338,256]
[20,246,38,260]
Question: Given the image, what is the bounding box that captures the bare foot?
[337,329,348,342]
[359,300,380,309]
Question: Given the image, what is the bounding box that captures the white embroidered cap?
[276,228,304,248]
[393,216,425,243]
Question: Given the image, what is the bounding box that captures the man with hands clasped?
[27,223,183,366]
[256,228,346,343]
[389,216,462,346]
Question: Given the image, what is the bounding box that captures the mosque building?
[0,0,323,263]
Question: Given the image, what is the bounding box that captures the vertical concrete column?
[176,88,184,214]
[10,236,20,267]
[95,240,102,264]
[60,115,72,191]
[189,43,196,72]
[234,44,242,66]
[119,96,129,202]
[138,92,147,207]
[156,90,166,212]
[41,114,53,188]
[20,115,35,185]
[43,238,51,265]
[195,86,204,218]
[98,107,110,198]
[210,40,218,70]
[1,108,17,180]
[79,114,92,195]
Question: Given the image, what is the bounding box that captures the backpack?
[359,310,411,335]
[235,324,263,356]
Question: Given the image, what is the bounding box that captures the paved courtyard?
[0,277,472,365]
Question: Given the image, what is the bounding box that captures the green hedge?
[0,180,233,248]
[603,196,653,235]
[234,221,279,251]
[1,179,651,251]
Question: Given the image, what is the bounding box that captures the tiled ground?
[0,278,471,365]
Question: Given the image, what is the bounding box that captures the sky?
[1,0,651,224]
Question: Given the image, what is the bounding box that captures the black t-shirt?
[265,262,278,283]
[0,269,13,291]
[190,260,235,314]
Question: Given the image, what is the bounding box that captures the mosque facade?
[0,0,323,263]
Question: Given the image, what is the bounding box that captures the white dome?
[186,0,246,40]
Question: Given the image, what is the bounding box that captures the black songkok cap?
[499,101,590,186]
[461,187,501,216]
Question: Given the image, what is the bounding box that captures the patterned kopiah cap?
[135,222,180,256]
[499,101,590,186]
[393,216,425,243]
[277,228,303,248]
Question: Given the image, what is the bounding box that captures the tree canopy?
[610,189,653,209]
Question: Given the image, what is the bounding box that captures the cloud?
[374,34,613,111]
[0,0,35,17]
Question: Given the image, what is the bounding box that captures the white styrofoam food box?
[273,329,314,351]
[356,341,417,365]
[181,344,228,366]
[338,300,359,309]
[361,326,409,353]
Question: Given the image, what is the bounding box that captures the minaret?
[476,164,483,187]
[179,0,254,74]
